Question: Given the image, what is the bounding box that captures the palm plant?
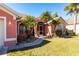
[52,12,58,18]
[21,15,36,37]
[21,15,36,29]
[64,3,79,33]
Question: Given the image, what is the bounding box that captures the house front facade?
[0,4,67,47]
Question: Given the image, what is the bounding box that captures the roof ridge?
[0,3,20,16]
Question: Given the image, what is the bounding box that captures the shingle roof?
[37,17,67,25]
[55,17,67,24]
[0,3,19,16]
[19,13,27,17]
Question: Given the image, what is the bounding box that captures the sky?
[6,3,71,20]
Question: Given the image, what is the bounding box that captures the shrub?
[55,29,62,37]
[17,32,28,43]
[65,29,75,36]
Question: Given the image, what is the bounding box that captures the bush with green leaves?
[55,29,62,37]
[65,29,75,36]
[21,15,36,29]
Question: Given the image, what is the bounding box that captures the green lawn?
[8,35,79,56]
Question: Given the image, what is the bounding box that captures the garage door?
[0,18,4,46]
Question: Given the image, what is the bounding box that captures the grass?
[8,35,79,56]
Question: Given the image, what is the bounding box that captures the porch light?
[9,21,11,25]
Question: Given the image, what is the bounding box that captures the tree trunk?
[73,13,77,34]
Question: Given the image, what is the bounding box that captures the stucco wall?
[45,24,55,36]
[0,9,17,38]
[0,9,17,46]
[56,24,66,32]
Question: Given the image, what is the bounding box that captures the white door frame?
[0,16,6,45]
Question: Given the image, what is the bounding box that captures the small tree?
[52,12,58,18]
[21,16,36,30]
[40,11,52,22]
[21,15,36,37]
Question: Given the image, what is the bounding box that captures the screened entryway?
[37,22,45,35]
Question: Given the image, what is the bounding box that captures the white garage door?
[0,18,4,46]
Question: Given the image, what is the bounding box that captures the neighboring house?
[0,4,19,47]
[66,18,79,34]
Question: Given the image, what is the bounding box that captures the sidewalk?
[0,35,44,56]
[8,36,44,50]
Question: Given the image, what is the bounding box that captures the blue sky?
[6,3,71,20]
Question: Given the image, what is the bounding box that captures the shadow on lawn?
[63,34,77,38]
[8,40,50,53]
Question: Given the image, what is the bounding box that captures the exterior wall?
[60,24,66,32]
[44,24,55,36]
[59,19,66,32]
[0,9,17,46]
[45,24,48,36]
[66,24,79,34]
[17,21,21,35]
[51,24,55,32]
[4,40,16,46]
[56,24,66,33]
[56,24,62,30]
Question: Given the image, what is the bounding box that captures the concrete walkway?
[0,35,44,55]
[8,36,44,50]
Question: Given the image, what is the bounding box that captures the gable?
[59,19,66,25]
[0,4,19,20]
[54,17,67,25]
[0,9,14,21]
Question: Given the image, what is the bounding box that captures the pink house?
[0,4,67,47]
[0,4,18,46]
